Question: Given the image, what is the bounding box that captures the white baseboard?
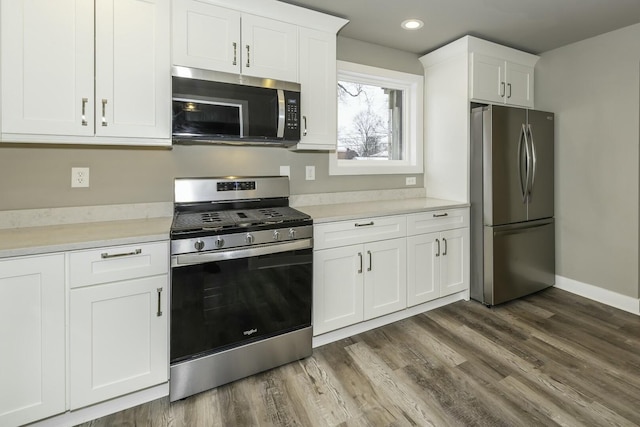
[555,275,640,316]
[312,291,467,348]
[30,383,169,427]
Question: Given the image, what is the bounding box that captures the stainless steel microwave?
[171,66,301,147]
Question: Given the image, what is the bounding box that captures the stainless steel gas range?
[169,176,313,401]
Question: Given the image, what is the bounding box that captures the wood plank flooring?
[79,288,640,426]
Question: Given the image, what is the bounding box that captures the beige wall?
[535,23,640,298]
[0,37,424,211]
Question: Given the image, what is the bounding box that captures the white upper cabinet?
[172,1,298,82]
[94,0,171,141]
[172,1,241,74]
[470,53,534,108]
[1,0,94,138]
[296,28,338,150]
[0,0,170,145]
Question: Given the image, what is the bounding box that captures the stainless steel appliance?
[470,105,555,306]
[169,176,313,401]
[172,66,301,146]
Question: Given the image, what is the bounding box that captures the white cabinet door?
[296,27,337,150]
[0,254,65,427]
[241,14,298,82]
[471,52,534,108]
[70,275,168,410]
[470,53,505,105]
[363,238,407,320]
[1,0,94,137]
[313,245,364,335]
[407,232,439,306]
[172,0,241,73]
[505,62,534,108]
[95,0,170,140]
[440,228,469,297]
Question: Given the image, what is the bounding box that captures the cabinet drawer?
[314,215,406,250]
[69,241,169,288]
[407,208,469,235]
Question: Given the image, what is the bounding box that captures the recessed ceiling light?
[401,19,424,30]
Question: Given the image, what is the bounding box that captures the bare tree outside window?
[337,81,403,161]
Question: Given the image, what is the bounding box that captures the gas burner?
[170,177,312,253]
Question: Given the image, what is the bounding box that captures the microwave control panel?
[283,91,300,140]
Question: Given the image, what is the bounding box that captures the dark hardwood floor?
[80,288,640,426]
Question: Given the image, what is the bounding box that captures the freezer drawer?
[482,219,555,305]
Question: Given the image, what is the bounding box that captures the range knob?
[273,230,280,241]
[215,238,225,248]
[246,233,255,244]
[288,228,296,239]
[194,240,205,251]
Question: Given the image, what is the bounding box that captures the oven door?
[170,239,312,364]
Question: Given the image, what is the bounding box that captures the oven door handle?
[172,239,313,267]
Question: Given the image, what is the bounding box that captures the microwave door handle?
[277,89,285,138]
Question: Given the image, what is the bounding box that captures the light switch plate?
[305,166,315,181]
[279,165,290,177]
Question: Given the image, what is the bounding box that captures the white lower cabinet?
[313,216,407,335]
[312,208,470,337]
[0,254,65,427]
[69,275,168,409]
[407,209,470,306]
[313,238,407,335]
[68,241,169,410]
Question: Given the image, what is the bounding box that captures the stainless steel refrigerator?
[470,104,555,306]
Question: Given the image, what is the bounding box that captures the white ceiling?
[277,0,640,55]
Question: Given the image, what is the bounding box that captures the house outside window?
[330,61,423,175]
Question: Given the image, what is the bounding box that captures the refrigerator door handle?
[517,123,529,203]
[527,124,537,201]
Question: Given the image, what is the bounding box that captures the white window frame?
[330,60,424,176]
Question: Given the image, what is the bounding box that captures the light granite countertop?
[0,194,468,258]
[297,197,469,224]
[0,217,173,259]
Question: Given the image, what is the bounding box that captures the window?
[330,61,423,175]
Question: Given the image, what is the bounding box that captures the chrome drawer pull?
[100,248,142,259]
[355,221,374,227]
[432,213,448,218]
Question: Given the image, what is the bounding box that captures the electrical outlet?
[305,165,315,181]
[279,165,291,177]
[71,167,90,188]
[406,176,417,186]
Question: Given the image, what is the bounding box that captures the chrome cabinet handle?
[81,98,88,126]
[232,42,237,66]
[507,83,512,99]
[246,45,250,67]
[442,238,448,256]
[303,116,308,137]
[355,221,374,227]
[500,82,505,98]
[101,248,142,259]
[432,213,448,218]
[358,252,363,274]
[101,99,108,126]
[157,287,163,317]
[435,239,440,257]
[367,250,372,272]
